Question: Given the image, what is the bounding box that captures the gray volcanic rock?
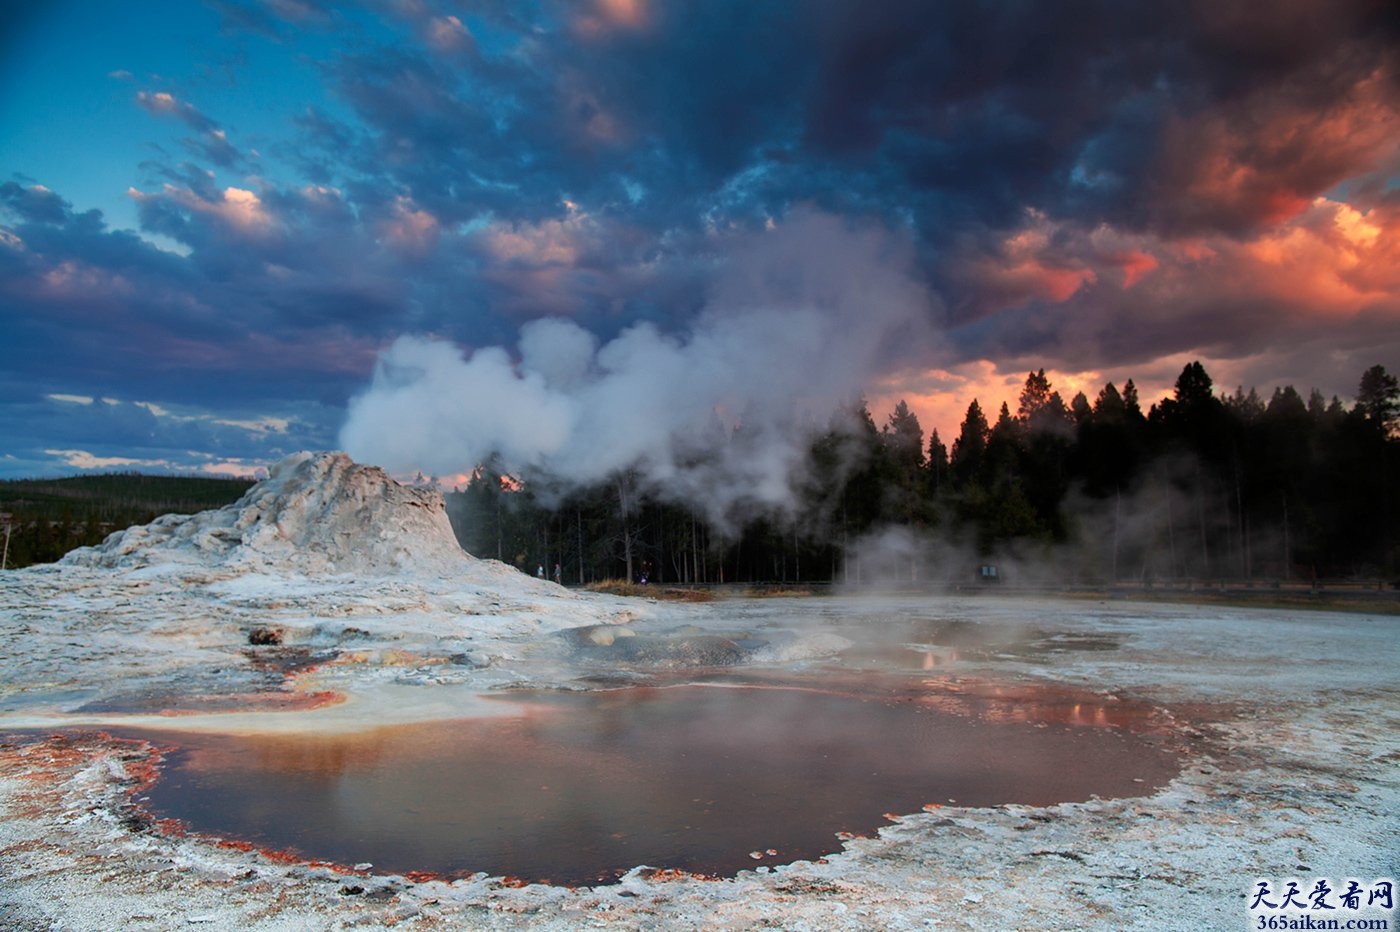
[60,451,471,576]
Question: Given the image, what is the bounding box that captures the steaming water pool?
[120,682,1181,886]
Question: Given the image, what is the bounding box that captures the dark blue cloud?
[0,181,70,224]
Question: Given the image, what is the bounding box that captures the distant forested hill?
[0,473,255,568]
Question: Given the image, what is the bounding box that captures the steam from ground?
[840,451,1292,590]
[340,208,933,529]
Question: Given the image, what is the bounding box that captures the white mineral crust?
[0,451,1395,930]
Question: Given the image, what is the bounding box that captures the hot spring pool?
[118,681,1182,885]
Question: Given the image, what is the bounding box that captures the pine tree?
[1094,382,1125,423]
[1070,391,1092,425]
[1122,379,1143,421]
[926,429,949,495]
[1357,364,1399,436]
[882,400,926,476]
[950,399,990,484]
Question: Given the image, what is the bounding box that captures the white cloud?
[43,449,170,470]
[40,448,265,479]
[213,416,291,436]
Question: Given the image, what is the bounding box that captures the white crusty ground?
[3,589,1395,932]
[1,453,1396,931]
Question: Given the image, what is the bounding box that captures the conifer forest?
[447,362,1399,588]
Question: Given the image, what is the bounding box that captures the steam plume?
[339,208,934,528]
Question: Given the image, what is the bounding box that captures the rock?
[60,452,472,577]
[246,626,283,646]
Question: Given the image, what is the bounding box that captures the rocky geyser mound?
[61,451,471,576]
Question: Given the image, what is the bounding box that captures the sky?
[2,0,1399,482]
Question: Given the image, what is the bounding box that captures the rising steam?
[339,208,935,528]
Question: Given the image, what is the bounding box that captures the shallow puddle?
[120,683,1181,886]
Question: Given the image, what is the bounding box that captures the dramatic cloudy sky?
[2,0,1398,480]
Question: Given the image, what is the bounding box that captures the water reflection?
[127,684,1181,886]
[909,678,1151,729]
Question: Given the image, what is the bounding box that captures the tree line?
[446,363,1400,587]
[0,473,255,568]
